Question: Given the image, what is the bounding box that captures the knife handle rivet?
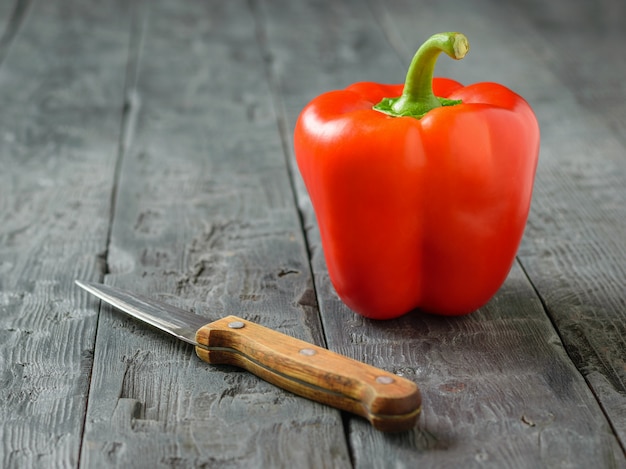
[228,321,245,329]
[299,348,317,356]
[376,376,395,385]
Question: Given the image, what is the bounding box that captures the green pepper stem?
[373,32,469,119]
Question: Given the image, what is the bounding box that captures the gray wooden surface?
[1,0,624,467]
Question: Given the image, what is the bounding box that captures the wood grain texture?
[509,0,626,147]
[258,0,626,465]
[505,0,626,447]
[0,0,31,67]
[0,0,130,467]
[1,0,624,466]
[79,1,351,467]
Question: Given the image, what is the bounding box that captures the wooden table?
[2,0,625,467]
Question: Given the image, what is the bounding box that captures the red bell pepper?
[293,32,540,320]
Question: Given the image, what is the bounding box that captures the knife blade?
[75,280,421,432]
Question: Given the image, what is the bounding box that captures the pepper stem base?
[373,96,462,118]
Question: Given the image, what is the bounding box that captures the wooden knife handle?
[195,315,421,432]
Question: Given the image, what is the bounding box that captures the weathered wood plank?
[501,0,626,446]
[0,0,31,66]
[0,0,131,467]
[2,0,624,466]
[259,0,626,465]
[509,0,626,147]
[79,1,351,467]
[333,266,625,468]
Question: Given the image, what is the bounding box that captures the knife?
[75,280,421,432]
